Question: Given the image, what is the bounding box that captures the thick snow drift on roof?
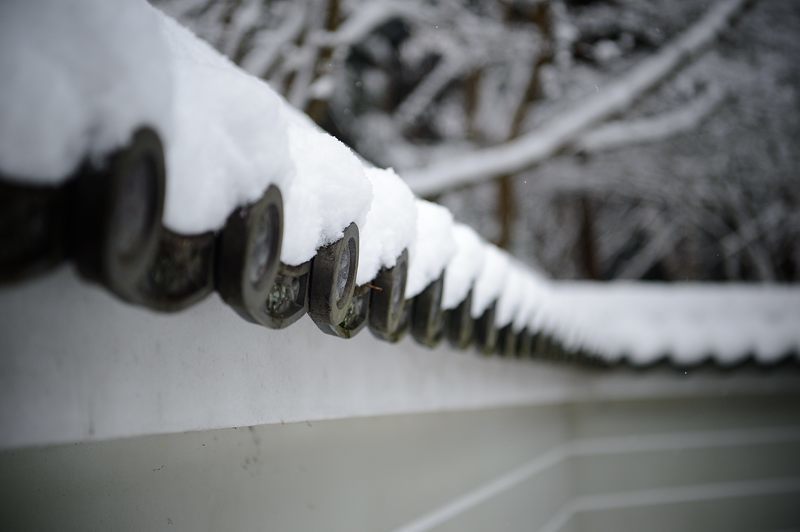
[159,14,293,233]
[280,108,372,266]
[0,0,173,183]
[544,282,800,366]
[356,167,416,285]
[405,200,456,299]
[442,224,485,310]
[470,244,511,318]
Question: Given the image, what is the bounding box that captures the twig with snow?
[404,0,750,196]
[572,85,725,154]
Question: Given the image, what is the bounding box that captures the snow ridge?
[1,0,797,368]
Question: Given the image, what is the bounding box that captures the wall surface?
[2,267,798,450]
[3,265,800,531]
[1,395,799,532]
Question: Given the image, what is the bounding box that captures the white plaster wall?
[1,396,799,532]
[1,267,799,450]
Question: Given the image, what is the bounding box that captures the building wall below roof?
[1,394,799,531]
[2,267,799,451]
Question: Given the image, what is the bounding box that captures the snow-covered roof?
[160,13,293,234]
[405,199,456,299]
[546,282,800,367]
[0,0,797,369]
[0,0,173,183]
[356,167,416,286]
[470,245,511,318]
[442,224,484,310]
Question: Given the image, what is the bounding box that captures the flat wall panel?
[569,395,800,438]
[2,395,799,531]
[0,405,569,532]
[576,442,800,496]
[574,493,800,532]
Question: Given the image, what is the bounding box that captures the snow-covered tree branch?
[403,0,749,196]
[572,85,725,154]
[155,0,798,284]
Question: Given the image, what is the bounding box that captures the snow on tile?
[280,107,372,265]
[442,224,485,310]
[495,263,527,328]
[405,199,456,299]
[2,1,796,371]
[356,167,416,285]
[545,282,800,366]
[0,0,173,183]
[513,274,548,332]
[470,244,511,318]
[159,14,294,233]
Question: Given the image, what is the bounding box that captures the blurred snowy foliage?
[154,0,800,282]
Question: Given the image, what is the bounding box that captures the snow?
[0,0,173,183]
[512,274,548,332]
[533,282,800,366]
[318,3,421,46]
[356,167,417,285]
[403,0,749,196]
[470,244,511,318]
[159,14,294,233]
[494,264,527,328]
[2,0,796,370]
[280,107,372,266]
[442,224,485,310]
[405,200,456,299]
[574,85,725,154]
[0,2,296,235]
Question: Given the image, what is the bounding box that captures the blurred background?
[156,0,799,283]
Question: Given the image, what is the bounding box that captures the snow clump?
[159,14,293,233]
[405,199,456,298]
[0,0,173,183]
[495,263,528,328]
[356,167,416,285]
[280,108,372,266]
[470,244,511,318]
[442,224,485,310]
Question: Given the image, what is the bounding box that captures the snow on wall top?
[280,107,372,265]
[495,263,527,328]
[405,200,456,299]
[2,1,796,370]
[513,272,550,332]
[356,167,416,285]
[540,282,800,366]
[512,279,535,332]
[470,244,511,318]
[442,224,485,310]
[159,14,293,233]
[0,0,173,183]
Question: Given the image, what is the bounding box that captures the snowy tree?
[154,0,800,282]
